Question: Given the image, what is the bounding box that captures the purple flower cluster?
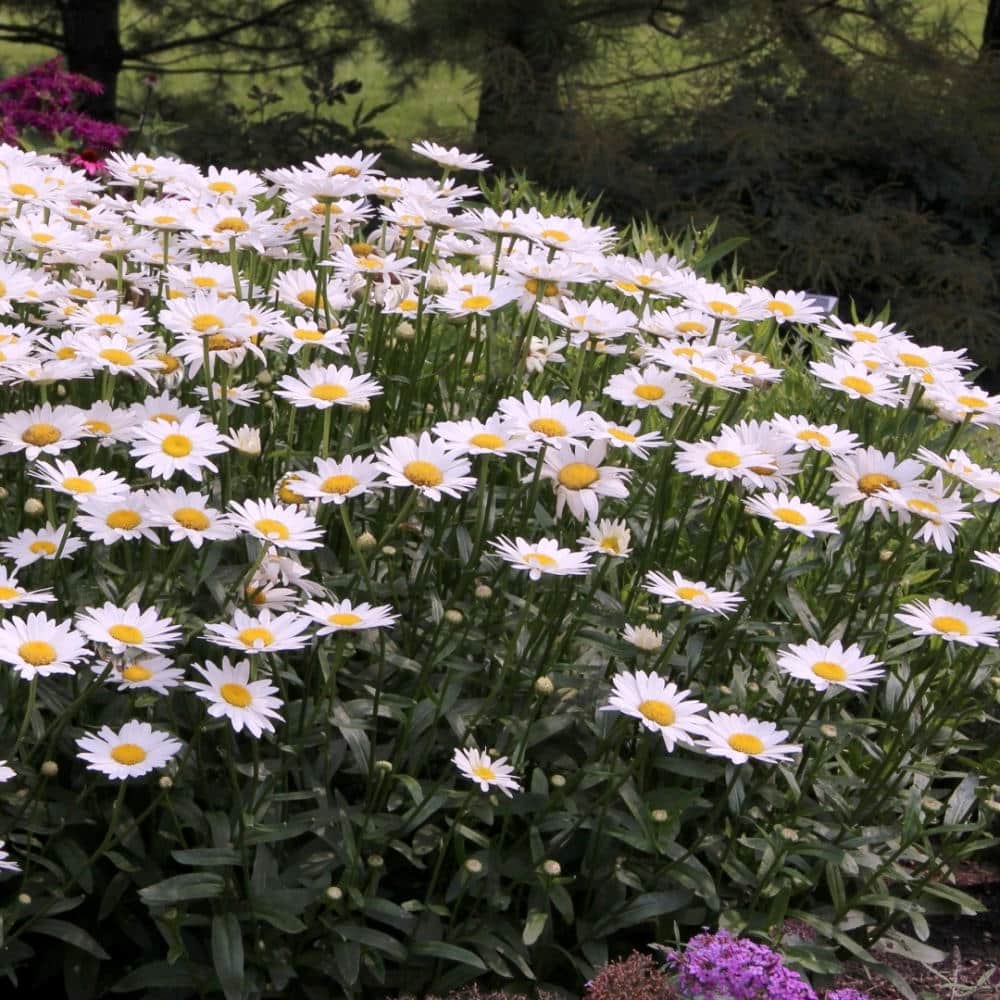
[670,929,818,1000]
[825,992,871,1000]
[0,58,128,170]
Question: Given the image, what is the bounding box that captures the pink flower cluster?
[0,58,128,173]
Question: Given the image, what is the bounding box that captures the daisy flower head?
[228,497,323,550]
[776,638,885,693]
[144,487,238,548]
[294,455,384,505]
[600,671,707,751]
[435,275,521,318]
[880,473,972,553]
[76,720,182,781]
[100,654,185,695]
[0,841,19,872]
[189,657,283,738]
[973,551,1000,573]
[0,567,54,608]
[621,624,664,652]
[743,492,840,538]
[0,523,86,568]
[453,747,521,797]
[578,518,633,558]
[519,212,616,255]
[537,297,637,344]
[0,402,87,461]
[809,359,903,408]
[589,416,666,460]
[76,493,161,546]
[923,378,1000,427]
[673,434,776,489]
[541,439,631,522]
[744,287,828,325]
[683,282,768,322]
[432,416,538,458]
[130,414,228,482]
[603,365,693,416]
[490,535,593,581]
[498,392,597,448]
[645,570,744,616]
[376,432,476,501]
[274,362,382,410]
[895,599,1000,647]
[828,447,925,522]
[31,459,128,501]
[698,712,802,765]
[0,612,92,679]
[75,603,183,656]
[727,419,803,492]
[300,598,399,636]
[0,761,14,783]
[768,414,859,457]
[412,140,492,172]
[202,608,312,654]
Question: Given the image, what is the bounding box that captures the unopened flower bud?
[356,531,376,550]
[921,796,943,813]
[350,399,370,412]
[396,321,415,341]
[879,549,893,562]
[550,774,566,788]
[367,853,384,869]
[374,759,393,774]
[23,498,44,515]
[56,384,67,397]
[984,799,1000,814]
[41,760,58,778]
[474,584,492,599]
[17,893,31,905]
[476,253,494,272]
[747,680,760,693]
[325,885,344,901]
[820,723,838,739]
[255,369,273,385]
[426,274,448,295]
[0,487,7,499]
[780,827,799,842]
[444,609,463,624]
[159,776,173,789]
[651,808,668,823]
[541,860,561,877]
[534,676,554,697]
[381,545,396,557]
[464,858,483,874]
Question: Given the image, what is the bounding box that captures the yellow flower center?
[797,429,830,447]
[111,743,147,766]
[153,215,179,225]
[104,508,142,531]
[191,313,224,333]
[109,624,144,645]
[766,300,795,316]
[214,217,249,233]
[99,348,135,366]
[296,289,317,307]
[93,313,122,326]
[524,552,557,567]
[56,346,78,360]
[32,232,54,244]
[930,615,968,636]
[728,733,765,755]
[897,351,928,368]
[774,507,807,526]
[152,413,179,423]
[208,180,237,195]
[22,423,61,447]
[957,395,986,410]
[328,612,363,627]
[461,295,493,310]
[122,663,154,682]
[207,334,240,351]
[156,352,181,373]
[528,417,567,438]
[907,498,939,515]
[857,473,898,495]
[616,280,639,293]
[599,537,621,552]
[840,375,874,395]
[638,699,676,726]
[676,321,707,334]
[0,586,21,600]
[404,460,444,487]
[310,384,348,402]
[68,287,95,299]
[293,329,324,341]
[634,384,665,401]
[707,300,738,316]
[468,432,505,450]
[162,434,193,458]
[19,640,57,666]
[675,586,706,601]
[524,278,559,296]
[62,476,96,494]
[706,449,740,469]
[852,329,878,343]
[321,474,360,495]
[10,182,37,198]
[254,518,290,540]
[330,165,361,177]
[812,660,847,682]
[558,462,600,490]
[173,507,210,531]
[238,627,275,647]
[278,481,305,504]
[220,682,253,707]
[690,366,718,382]
[608,428,636,443]
[540,228,570,242]
[29,540,57,555]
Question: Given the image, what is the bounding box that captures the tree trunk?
[59,0,123,120]
[984,0,1000,57]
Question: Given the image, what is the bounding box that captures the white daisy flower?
[644,570,743,616]
[31,459,129,501]
[453,747,521,796]
[76,493,161,546]
[376,433,477,502]
[578,518,632,558]
[294,455,385,505]
[228,497,323,550]
[589,416,667,460]
[432,417,538,458]
[0,761,14,783]
[498,392,597,447]
[776,639,885,692]
[0,612,92,679]
[895,599,1000,647]
[0,403,87,461]
[202,608,312,654]
[98,654,185,695]
[540,439,631,522]
[603,365,692,415]
[435,275,522,317]
[412,140,492,172]
[144,488,237,548]
[0,524,86,568]
[768,414,860,456]
[130,414,228,482]
[274,362,382,410]
[880,473,972,552]
[621,624,664,651]
[490,536,593,580]
[697,712,802,765]
[299,598,399,636]
[75,603,183,655]
[820,317,899,345]
[972,551,1000,573]
[0,841,19,872]
[76,720,182,781]
[923,379,1000,427]
[828,447,926,522]
[743,492,840,538]
[0,567,54,607]
[744,287,828,325]
[600,670,707,751]
[189,657,283,738]
[809,360,903,408]
[674,434,776,488]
